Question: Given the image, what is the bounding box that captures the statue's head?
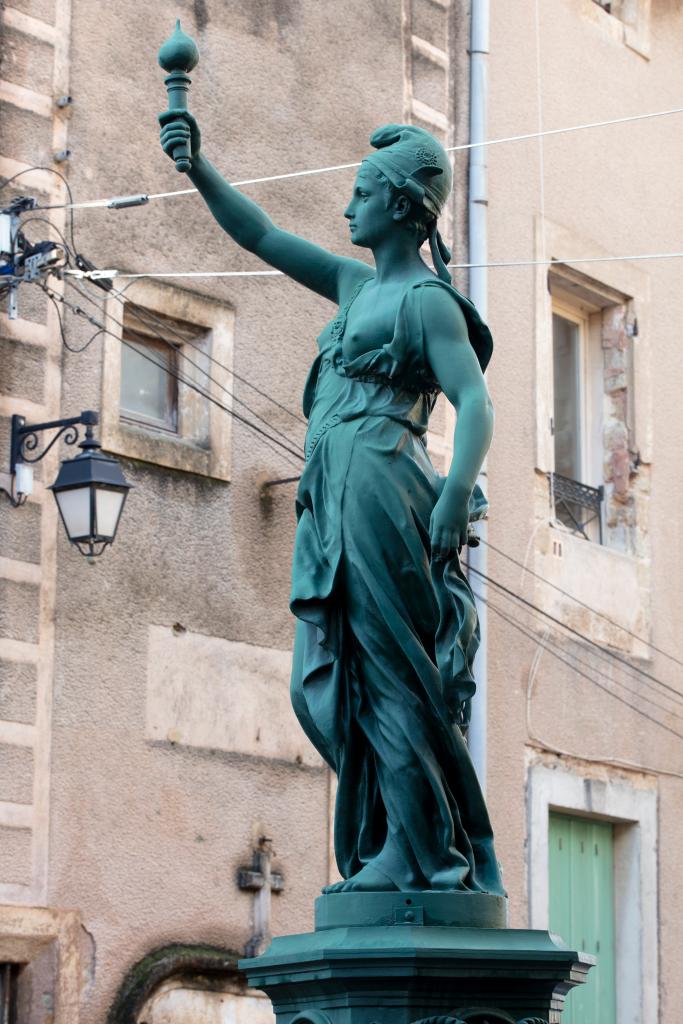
[344,124,453,280]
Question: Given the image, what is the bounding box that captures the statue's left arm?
[422,288,494,559]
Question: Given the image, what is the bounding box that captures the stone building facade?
[0,1,681,1022]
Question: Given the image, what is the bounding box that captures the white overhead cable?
[64,250,683,281]
[66,268,284,279]
[32,105,683,212]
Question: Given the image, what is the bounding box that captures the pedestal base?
[240,893,594,1024]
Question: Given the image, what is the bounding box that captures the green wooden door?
[548,813,617,1024]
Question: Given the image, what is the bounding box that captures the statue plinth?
[239,893,593,1024]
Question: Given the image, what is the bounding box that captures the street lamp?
[1,409,131,562]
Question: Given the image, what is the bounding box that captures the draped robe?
[290,277,504,894]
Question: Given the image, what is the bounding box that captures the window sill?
[103,421,218,479]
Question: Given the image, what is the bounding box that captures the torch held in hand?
[158,20,200,173]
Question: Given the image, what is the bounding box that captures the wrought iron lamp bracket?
[2,409,99,507]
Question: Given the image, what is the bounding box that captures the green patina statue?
[159,29,504,899]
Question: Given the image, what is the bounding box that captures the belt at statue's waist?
[305,414,343,460]
[304,412,426,461]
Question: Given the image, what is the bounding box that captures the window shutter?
[549,813,617,1024]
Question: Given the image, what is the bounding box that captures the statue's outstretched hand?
[158,109,201,166]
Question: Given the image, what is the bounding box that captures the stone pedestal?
[239,892,594,1024]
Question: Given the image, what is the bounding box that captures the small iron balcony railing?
[549,472,604,543]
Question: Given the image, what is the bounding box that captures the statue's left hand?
[429,485,470,559]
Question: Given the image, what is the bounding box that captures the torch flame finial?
[158,20,199,74]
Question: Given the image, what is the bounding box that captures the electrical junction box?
[0,212,12,260]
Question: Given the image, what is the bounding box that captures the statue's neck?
[371,235,430,285]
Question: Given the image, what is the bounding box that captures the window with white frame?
[551,292,605,544]
[547,268,643,554]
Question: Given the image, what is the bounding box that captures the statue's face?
[344,167,395,248]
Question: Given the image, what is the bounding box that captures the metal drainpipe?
[467,0,490,796]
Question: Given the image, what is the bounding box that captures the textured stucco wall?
[49,1,409,1021]
[482,3,683,1019]
[3,0,683,1021]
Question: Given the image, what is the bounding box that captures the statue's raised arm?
[158,109,369,304]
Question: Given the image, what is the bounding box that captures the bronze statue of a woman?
[159,110,504,897]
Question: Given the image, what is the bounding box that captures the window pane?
[120,335,177,431]
[553,313,581,480]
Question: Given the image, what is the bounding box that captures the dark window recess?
[593,0,612,11]
[549,472,604,544]
[0,963,20,1024]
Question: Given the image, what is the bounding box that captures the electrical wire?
[63,249,683,282]
[67,269,284,279]
[38,260,683,684]
[473,566,683,717]
[64,272,683,706]
[522,622,683,779]
[3,181,305,437]
[54,268,683,710]
[472,560,683,704]
[106,281,307,427]
[472,588,683,743]
[481,537,683,667]
[476,583,683,722]
[40,282,106,353]
[14,157,683,684]
[65,277,307,447]
[37,271,683,694]
[468,563,683,703]
[36,274,683,744]
[43,281,305,468]
[449,251,683,269]
[6,197,308,447]
[69,271,308,429]
[66,279,303,446]
[11,138,683,756]
[117,334,303,468]
[29,104,683,211]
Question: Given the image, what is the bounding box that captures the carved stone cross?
[238,837,284,957]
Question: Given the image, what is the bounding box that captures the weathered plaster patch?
[145,626,321,768]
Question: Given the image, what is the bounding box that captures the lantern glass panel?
[95,488,125,539]
[55,486,91,540]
